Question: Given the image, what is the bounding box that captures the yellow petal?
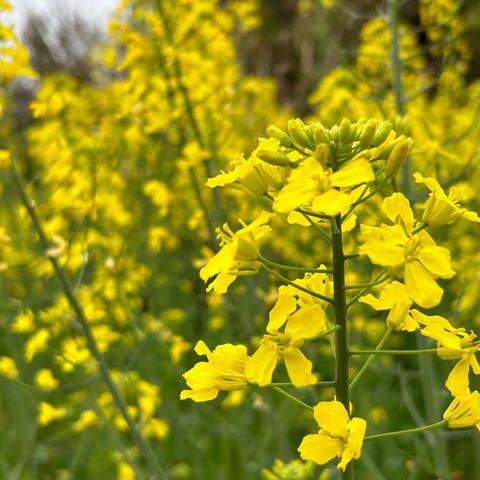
[338,417,366,471]
[405,261,443,308]
[245,340,278,386]
[284,304,326,340]
[282,346,317,387]
[359,242,404,266]
[298,432,343,465]
[382,192,414,233]
[267,294,297,332]
[313,400,349,437]
[180,388,219,402]
[445,356,471,398]
[417,246,455,279]
[330,158,374,188]
[311,189,353,216]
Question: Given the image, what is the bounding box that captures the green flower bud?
[257,150,292,167]
[339,118,352,143]
[372,121,393,147]
[314,143,329,167]
[288,119,315,150]
[266,125,292,148]
[358,119,377,148]
[313,123,329,144]
[386,136,409,175]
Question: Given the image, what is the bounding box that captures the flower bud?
[339,118,352,143]
[257,150,292,167]
[288,119,315,150]
[266,125,292,148]
[313,123,329,144]
[314,144,329,167]
[372,121,393,147]
[358,119,377,148]
[385,136,409,176]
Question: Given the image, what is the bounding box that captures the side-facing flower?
[443,391,480,430]
[246,271,331,387]
[180,341,248,402]
[360,281,418,331]
[411,310,480,397]
[414,172,480,226]
[200,211,272,294]
[298,400,367,471]
[359,192,455,308]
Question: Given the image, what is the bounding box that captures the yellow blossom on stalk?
[298,401,366,471]
[443,391,480,430]
[38,401,68,426]
[360,281,418,331]
[0,355,18,379]
[200,211,272,294]
[207,137,293,197]
[34,368,59,390]
[359,192,455,308]
[246,272,330,387]
[411,310,480,397]
[273,156,374,216]
[180,341,248,402]
[414,172,480,226]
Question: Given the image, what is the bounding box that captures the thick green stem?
[331,215,352,480]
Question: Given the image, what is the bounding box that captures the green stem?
[344,277,388,290]
[268,380,336,387]
[262,265,334,304]
[346,269,389,308]
[330,215,352,480]
[345,253,361,260]
[259,255,333,274]
[365,420,446,441]
[271,387,313,411]
[11,165,166,479]
[412,222,429,235]
[349,348,437,356]
[300,212,332,244]
[310,325,341,341]
[349,327,393,391]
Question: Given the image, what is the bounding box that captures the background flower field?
[0,0,479,479]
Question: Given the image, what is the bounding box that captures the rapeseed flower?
[180,341,248,402]
[360,192,455,307]
[200,211,272,294]
[298,401,366,471]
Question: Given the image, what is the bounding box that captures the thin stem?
[349,327,393,391]
[310,325,341,341]
[345,253,361,260]
[259,255,333,274]
[268,380,336,387]
[296,208,331,220]
[10,165,166,479]
[262,265,334,304]
[346,269,389,308]
[349,348,437,356]
[344,277,388,290]
[412,222,429,235]
[365,420,446,441]
[271,386,313,411]
[300,212,332,244]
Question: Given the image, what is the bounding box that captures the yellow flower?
[414,172,480,226]
[298,401,367,471]
[199,211,272,294]
[180,341,248,402]
[34,368,59,390]
[411,310,480,397]
[207,137,292,197]
[359,192,455,308]
[246,273,330,387]
[360,281,418,331]
[273,156,374,216]
[38,401,68,426]
[0,356,18,379]
[443,391,480,430]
